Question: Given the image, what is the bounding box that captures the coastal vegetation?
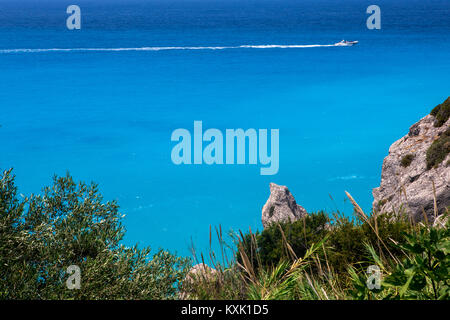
[1,168,448,300]
[426,127,450,169]
[184,206,449,300]
[430,97,450,127]
[401,154,415,167]
[426,97,450,169]
[0,169,189,299]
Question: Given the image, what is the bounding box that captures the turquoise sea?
[1,0,449,257]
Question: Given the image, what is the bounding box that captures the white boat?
[335,40,359,46]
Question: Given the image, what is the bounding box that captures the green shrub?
[430,97,450,127]
[191,207,446,300]
[328,212,411,275]
[426,127,450,169]
[350,223,449,300]
[384,226,449,299]
[0,169,190,300]
[238,211,411,279]
[256,212,329,267]
[400,154,415,168]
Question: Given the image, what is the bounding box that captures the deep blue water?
[1,0,449,257]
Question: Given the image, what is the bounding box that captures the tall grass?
[182,193,449,300]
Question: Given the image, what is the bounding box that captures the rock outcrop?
[184,263,216,282]
[180,263,217,300]
[373,98,450,222]
[262,183,308,228]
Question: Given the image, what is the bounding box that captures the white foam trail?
[0,43,342,54]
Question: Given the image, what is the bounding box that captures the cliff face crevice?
[373,97,450,222]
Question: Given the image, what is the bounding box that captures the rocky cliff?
[373,97,450,222]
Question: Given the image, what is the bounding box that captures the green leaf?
[399,270,415,297]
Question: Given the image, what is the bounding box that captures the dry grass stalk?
[277,223,298,261]
[237,230,257,283]
[421,208,429,226]
[345,191,368,221]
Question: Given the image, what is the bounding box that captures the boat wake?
[0,42,356,54]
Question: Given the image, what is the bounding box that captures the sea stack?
[261,183,308,228]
